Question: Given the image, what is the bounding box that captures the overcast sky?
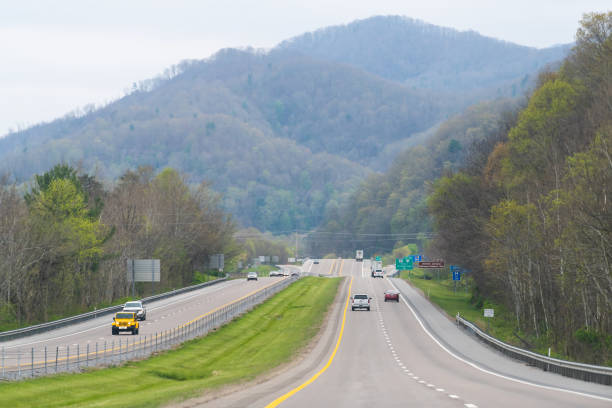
[1,1,610,137]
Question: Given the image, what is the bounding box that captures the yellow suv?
[112,311,140,335]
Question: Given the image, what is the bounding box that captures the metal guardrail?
[0,276,298,380]
[456,315,612,386]
[0,277,228,342]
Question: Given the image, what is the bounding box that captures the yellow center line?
[265,264,351,408]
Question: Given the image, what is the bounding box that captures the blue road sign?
[453,270,461,280]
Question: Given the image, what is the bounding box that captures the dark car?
[384,289,400,302]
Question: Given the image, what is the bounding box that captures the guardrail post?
[96,342,98,366]
[66,345,69,372]
[31,347,34,377]
[18,349,21,379]
[45,346,47,375]
[55,346,58,373]
[2,346,5,379]
[86,343,89,367]
[77,344,80,369]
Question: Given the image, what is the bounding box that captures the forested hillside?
[279,16,569,99]
[0,17,568,232]
[311,99,518,256]
[0,165,237,326]
[427,12,612,364]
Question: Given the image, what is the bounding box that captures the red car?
[384,289,400,302]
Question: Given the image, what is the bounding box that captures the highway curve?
[189,259,612,408]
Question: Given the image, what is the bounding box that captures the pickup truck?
[351,294,371,311]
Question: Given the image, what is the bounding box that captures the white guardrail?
[456,315,612,386]
[0,277,228,343]
[0,276,299,381]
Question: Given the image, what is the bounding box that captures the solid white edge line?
[387,278,612,403]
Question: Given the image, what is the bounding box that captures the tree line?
[428,12,612,364]
[0,165,236,327]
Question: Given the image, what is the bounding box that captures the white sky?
[1,0,610,137]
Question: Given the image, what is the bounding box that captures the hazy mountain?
[279,15,570,97]
[0,16,569,232]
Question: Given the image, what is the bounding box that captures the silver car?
[247,271,258,281]
[123,300,147,321]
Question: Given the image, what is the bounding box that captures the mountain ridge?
[0,15,570,232]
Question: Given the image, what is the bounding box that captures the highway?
[0,276,286,370]
[191,259,612,408]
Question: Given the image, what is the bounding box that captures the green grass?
[400,269,516,345]
[0,277,341,408]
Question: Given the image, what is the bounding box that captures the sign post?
[127,259,161,298]
[484,308,494,333]
[450,265,461,294]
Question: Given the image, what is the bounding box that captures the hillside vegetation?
[279,16,569,97]
[426,12,612,364]
[0,16,568,232]
[312,98,519,255]
[0,165,236,326]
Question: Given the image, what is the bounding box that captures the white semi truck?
[355,250,363,262]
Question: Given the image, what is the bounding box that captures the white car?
[247,272,258,281]
[122,300,147,321]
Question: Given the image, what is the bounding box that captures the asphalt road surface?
[191,259,612,408]
[1,276,285,368]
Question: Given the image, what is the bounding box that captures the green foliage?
[236,228,292,265]
[315,100,513,257]
[24,164,81,205]
[0,164,238,326]
[425,12,612,364]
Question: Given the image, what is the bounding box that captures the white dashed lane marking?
[374,277,481,408]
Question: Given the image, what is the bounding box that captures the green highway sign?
[375,256,381,261]
[395,257,414,271]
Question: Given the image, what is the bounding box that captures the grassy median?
[400,270,517,346]
[0,277,341,408]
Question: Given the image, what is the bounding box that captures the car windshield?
[124,302,140,308]
[116,313,134,319]
[354,294,368,299]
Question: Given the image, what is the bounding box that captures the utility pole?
[295,230,298,260]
